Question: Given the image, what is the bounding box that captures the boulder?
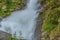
[0,31,11,40]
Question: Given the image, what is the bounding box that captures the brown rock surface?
[0,31,11,40]
[34,18,43,40]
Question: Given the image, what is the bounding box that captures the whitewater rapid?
[0,0,39,40]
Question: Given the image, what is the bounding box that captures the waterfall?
[0,0,39,40]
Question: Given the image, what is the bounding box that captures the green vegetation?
[0,0,25,18]
[38,0,60,40]
[7,31,24,40]
[0,0,60,40]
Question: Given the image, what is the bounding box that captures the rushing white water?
[0,0,39,40]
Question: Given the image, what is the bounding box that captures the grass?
[7,31,24,40]
[0,0,25,18]
[38,0,60,40]
[39,0,60,32]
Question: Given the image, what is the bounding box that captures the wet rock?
[0,16,2,27]
[34,18,43,40]
[0,31,11,40]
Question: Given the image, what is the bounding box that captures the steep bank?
[37,0,60,40]
[34,0,45,40]
[0,0,26,18]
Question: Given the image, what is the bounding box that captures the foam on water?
[0,0,39,40]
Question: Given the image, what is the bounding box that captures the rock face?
[0,31,11,40]
[34,18,43,40]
